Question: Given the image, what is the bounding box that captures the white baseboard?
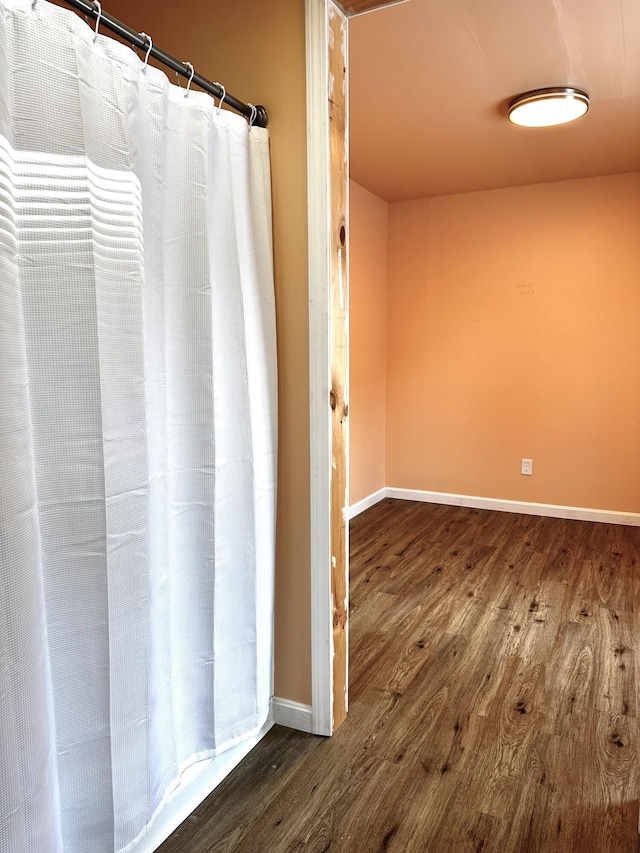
[272,697,314,733]
[348,487,387,519]
[386,487,640,527]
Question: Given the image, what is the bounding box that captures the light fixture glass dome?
[508,88,589,128]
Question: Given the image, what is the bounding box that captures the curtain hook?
[184,62,195,98]
[248,104,257,130]
[215,83,226,115]
[140,32,152,71]
[93,1,102,42]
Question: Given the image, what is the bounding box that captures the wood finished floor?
[159,499,640,852]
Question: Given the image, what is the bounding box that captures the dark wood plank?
[158,500,640,852]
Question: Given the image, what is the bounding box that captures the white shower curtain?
[0,2,277,851]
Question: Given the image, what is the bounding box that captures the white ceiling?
[349,0,640,201]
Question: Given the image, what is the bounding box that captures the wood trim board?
[340,0,410,16]
[306,0,333,737]
[327,0,349,733]
[305,0,349,736]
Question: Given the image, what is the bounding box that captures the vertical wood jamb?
[306,0,349,735]
[327,0,349,730]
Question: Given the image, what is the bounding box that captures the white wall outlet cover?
[521,458,533,476]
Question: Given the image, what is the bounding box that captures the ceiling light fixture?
[508,87,590,128]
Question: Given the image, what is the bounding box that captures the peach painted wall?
[349,181,388,505]
[103,0,312,703]
[387,172,640,513]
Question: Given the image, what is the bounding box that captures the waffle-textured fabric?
[0,2,277,851]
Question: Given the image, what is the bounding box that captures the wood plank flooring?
[159,499,640,852]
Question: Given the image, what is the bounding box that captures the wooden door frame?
[306,0,349,736]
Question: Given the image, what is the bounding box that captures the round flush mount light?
[508,87,590,128]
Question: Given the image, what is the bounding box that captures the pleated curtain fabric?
[0,1,277,851]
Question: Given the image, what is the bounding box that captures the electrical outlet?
[521,458,533,476]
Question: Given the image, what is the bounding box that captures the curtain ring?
[141,32,153,70]
[140,32,153,71]
[93,1,102,42]
[248,104,257,130]
[184,62,195,98]
[184,62,196,98]
[215,83,226,115]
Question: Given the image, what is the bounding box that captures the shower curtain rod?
[60,0,269,128]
